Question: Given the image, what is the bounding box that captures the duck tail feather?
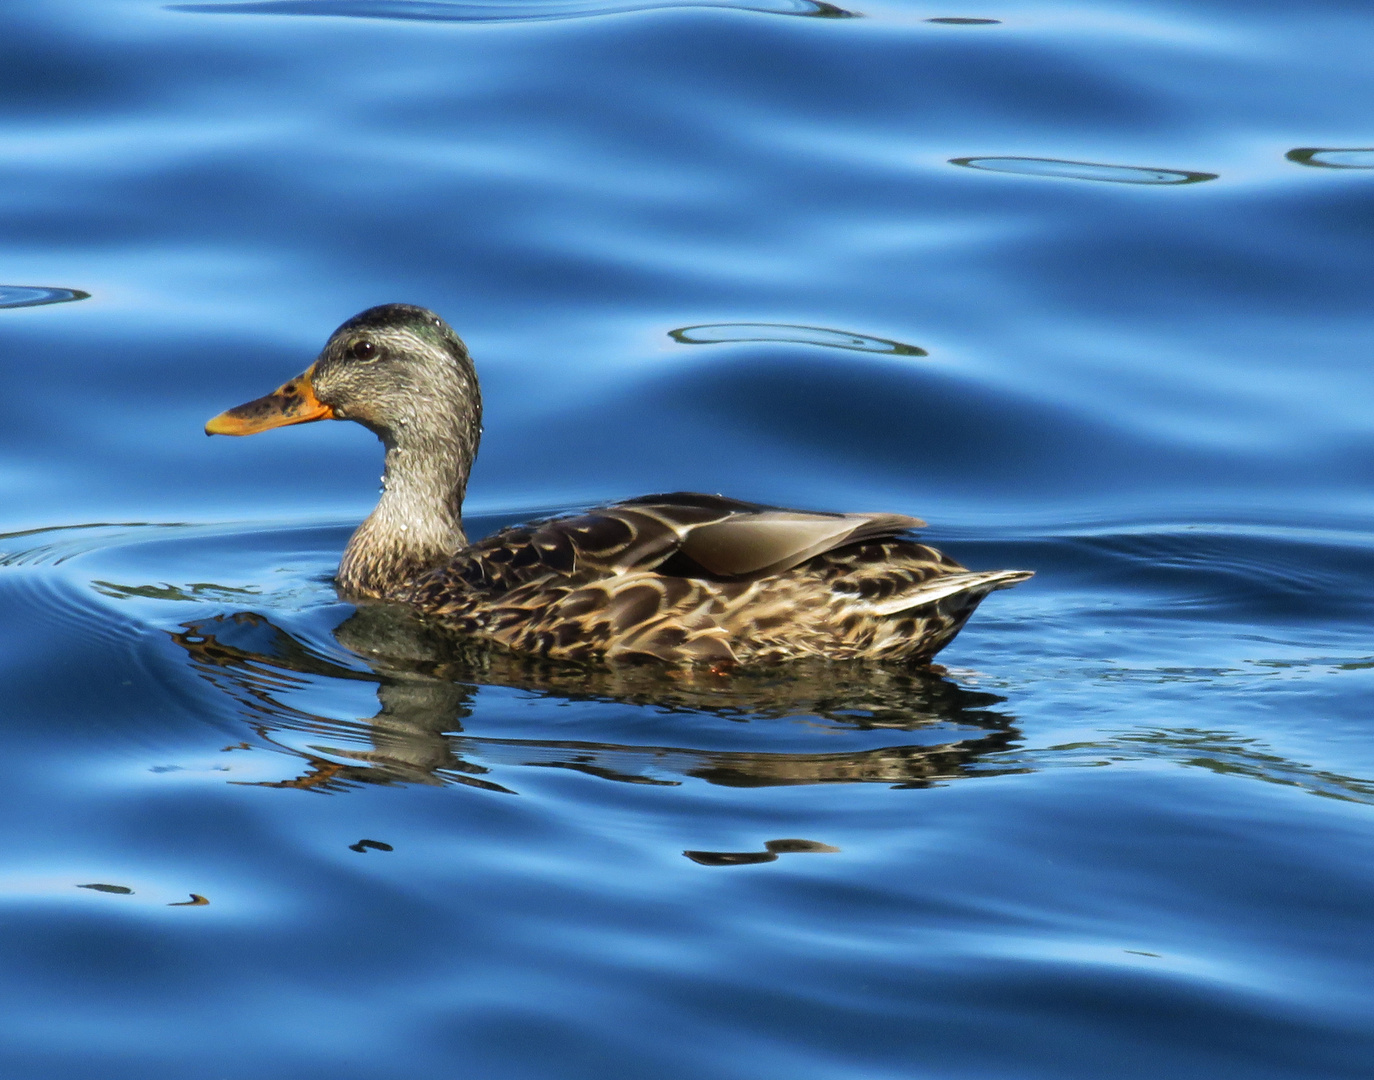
[868,569,1033,616]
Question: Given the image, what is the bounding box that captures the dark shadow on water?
[166,601,1025,795]
[168,0,855,23]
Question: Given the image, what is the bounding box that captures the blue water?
[3,1,1374,1075]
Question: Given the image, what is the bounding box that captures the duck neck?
[337,425,476,599]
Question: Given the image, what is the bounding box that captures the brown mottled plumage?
[207,304,1031,664]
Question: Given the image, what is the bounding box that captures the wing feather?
[428,492,930,610]
[612,493,926,579]
[679,512,923,578]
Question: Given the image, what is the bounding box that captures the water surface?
[2,0,1374,1076]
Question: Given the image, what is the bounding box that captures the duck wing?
[446,492,928,592]
[404,494,1028,664]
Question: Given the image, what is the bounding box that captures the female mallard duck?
[207,304,1031,665]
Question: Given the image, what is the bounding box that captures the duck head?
[207,303,480,445]
[207,304,483,597]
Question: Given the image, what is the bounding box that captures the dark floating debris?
[925,16,999,23]
[169,894,210,906]
[670,323,927,356]
[684,838,840,866]
[764,838,840,853]
[0,286,91,310]
[684,850,777,866]
[349,838,394,853]
[78,883,133,894]
[949,156,1218,185]
[168,0,854,21]
[1286,147,1374,169]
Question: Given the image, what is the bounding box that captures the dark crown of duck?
[208,304,1031,665]
[208,304,482,596]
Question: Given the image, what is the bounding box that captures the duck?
[206,303,1031,665]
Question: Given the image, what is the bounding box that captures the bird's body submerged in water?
[207,304,1031,664]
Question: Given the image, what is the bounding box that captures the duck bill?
[205,365,334,436]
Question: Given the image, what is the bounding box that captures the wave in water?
[949,156,1218,185]
[1286,147,1374,169]
[669,322,927,355]
[167,0,854,22]
[0,286,90,310]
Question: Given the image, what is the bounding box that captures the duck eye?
[349,340,377,361]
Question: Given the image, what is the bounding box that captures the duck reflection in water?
[169,600,1025,795]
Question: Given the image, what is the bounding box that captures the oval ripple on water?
[949,156,1218,185]
[1286,147,1374,169]
[0,286,90,310]
[669,322,927,355]
[166,0,854,21]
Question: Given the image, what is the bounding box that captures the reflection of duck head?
[168,601,1024,794]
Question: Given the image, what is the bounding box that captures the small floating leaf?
[669,323,927,356]
[1286,147,1374,169]
[925,16,999,24]
[169,894,210,906]
[78,883,133,894]
[349,838,394,853]
[167,0,854,22]
[950,156,1217,185]
[0,286,90,310]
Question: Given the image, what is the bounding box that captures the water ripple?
[950,156,1218,185]
[0,522,199,568]
[683,838,840,866]
[168,0,854,22]
[1013,728,1374,807]
[669,322,927,355]
[0,286,90,310]
[1287,147,1374,169]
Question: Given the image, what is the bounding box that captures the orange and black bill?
[205,364,333,436]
